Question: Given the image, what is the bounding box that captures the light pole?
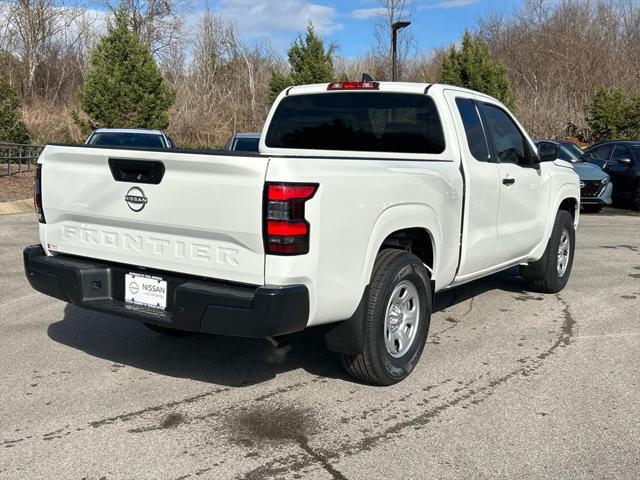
[391,20,411,81]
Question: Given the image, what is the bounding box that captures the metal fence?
[0,143,45,176]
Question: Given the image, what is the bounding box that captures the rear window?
[455,98,490,162]
[265,92,445,154]
[233,137,260,152]
[89,132,165,148]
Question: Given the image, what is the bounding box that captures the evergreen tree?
[77,8,175,131]
[441,31,515,109]
[0,80,29,144]
[268,22,335,104]
[586,88,630,141]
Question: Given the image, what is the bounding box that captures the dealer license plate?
[125,272,167,309]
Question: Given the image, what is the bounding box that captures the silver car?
[86,128,176,149]
[535,140,612,213]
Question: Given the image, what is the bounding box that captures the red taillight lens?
[327,81,379,91]
[268,184,317,201]
[34,164,45,223]
[264,182,317,255]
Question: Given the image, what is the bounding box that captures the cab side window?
[482,104,532,166]
[455,98,490,162]
[610,144,631,163]
[589,145,612,160]
[558,146,575,162]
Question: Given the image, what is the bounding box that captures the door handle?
[502,178,516,185]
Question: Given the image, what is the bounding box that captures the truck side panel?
[264,157,462,326]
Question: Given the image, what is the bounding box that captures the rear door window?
[455,98,490,162]
[265,92,445,154]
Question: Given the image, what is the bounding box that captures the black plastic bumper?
[23,245,309,337]
[580,197,608,205]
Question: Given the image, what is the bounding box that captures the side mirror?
[537,142,558,163]
[618,157,632,165]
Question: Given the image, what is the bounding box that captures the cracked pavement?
[1,210,639,479]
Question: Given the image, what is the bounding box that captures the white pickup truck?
[24,82,579,385]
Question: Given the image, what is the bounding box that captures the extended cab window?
[455,98,490,162]
[482,104,532,166]
[265,92,445,154]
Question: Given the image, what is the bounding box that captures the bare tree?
[168,9,279,147]
[480,0,640,139]
[371,0,414,80]
[104,0,188,66]
[5,1,86,98]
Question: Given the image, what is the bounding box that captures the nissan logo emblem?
[128,281,139,294]
[125,186,148,212]
[579,181,585,189]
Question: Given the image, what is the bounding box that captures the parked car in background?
[583,140,640,210]
[86,129,177,149]
[226,132,260,152]
[535,139,612,213]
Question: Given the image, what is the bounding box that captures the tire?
[144,323,196,337]
[632,181,640,211]
[520,210,575,294]
[340,249,431,386]
[582,204,603,213]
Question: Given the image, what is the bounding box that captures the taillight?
[264,182,318,255]
[34,164,45,223]
[327,81,379,91]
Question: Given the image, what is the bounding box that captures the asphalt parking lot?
[1,210,639,480]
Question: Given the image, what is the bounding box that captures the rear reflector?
[327,81,380,91]
[268,184,317,201]
[264,182,318,255]
[34,164,45,224]
[267,221,308,236]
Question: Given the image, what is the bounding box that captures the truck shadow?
[47,267,531,387]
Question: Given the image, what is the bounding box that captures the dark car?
[535,139,612,213]
[583,141,640,210]
[225,132,260,152]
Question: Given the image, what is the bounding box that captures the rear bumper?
[23,245,309,337]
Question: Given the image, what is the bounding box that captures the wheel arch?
[529,184,579,261]
[360,204,442,289]
[326,204,441,356]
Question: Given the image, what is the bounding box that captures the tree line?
[1,0,640,148]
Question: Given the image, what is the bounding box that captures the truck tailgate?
[39,145,268,285]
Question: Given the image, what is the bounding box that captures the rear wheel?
[520,210,575,293]
[582,204,603,213]
[341,249,431,386]
[144,323,196,337]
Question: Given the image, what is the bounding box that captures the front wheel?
[632,180,640,211]
[341,249,431,386]
[520,210,575,293]
[582,204,603,214]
